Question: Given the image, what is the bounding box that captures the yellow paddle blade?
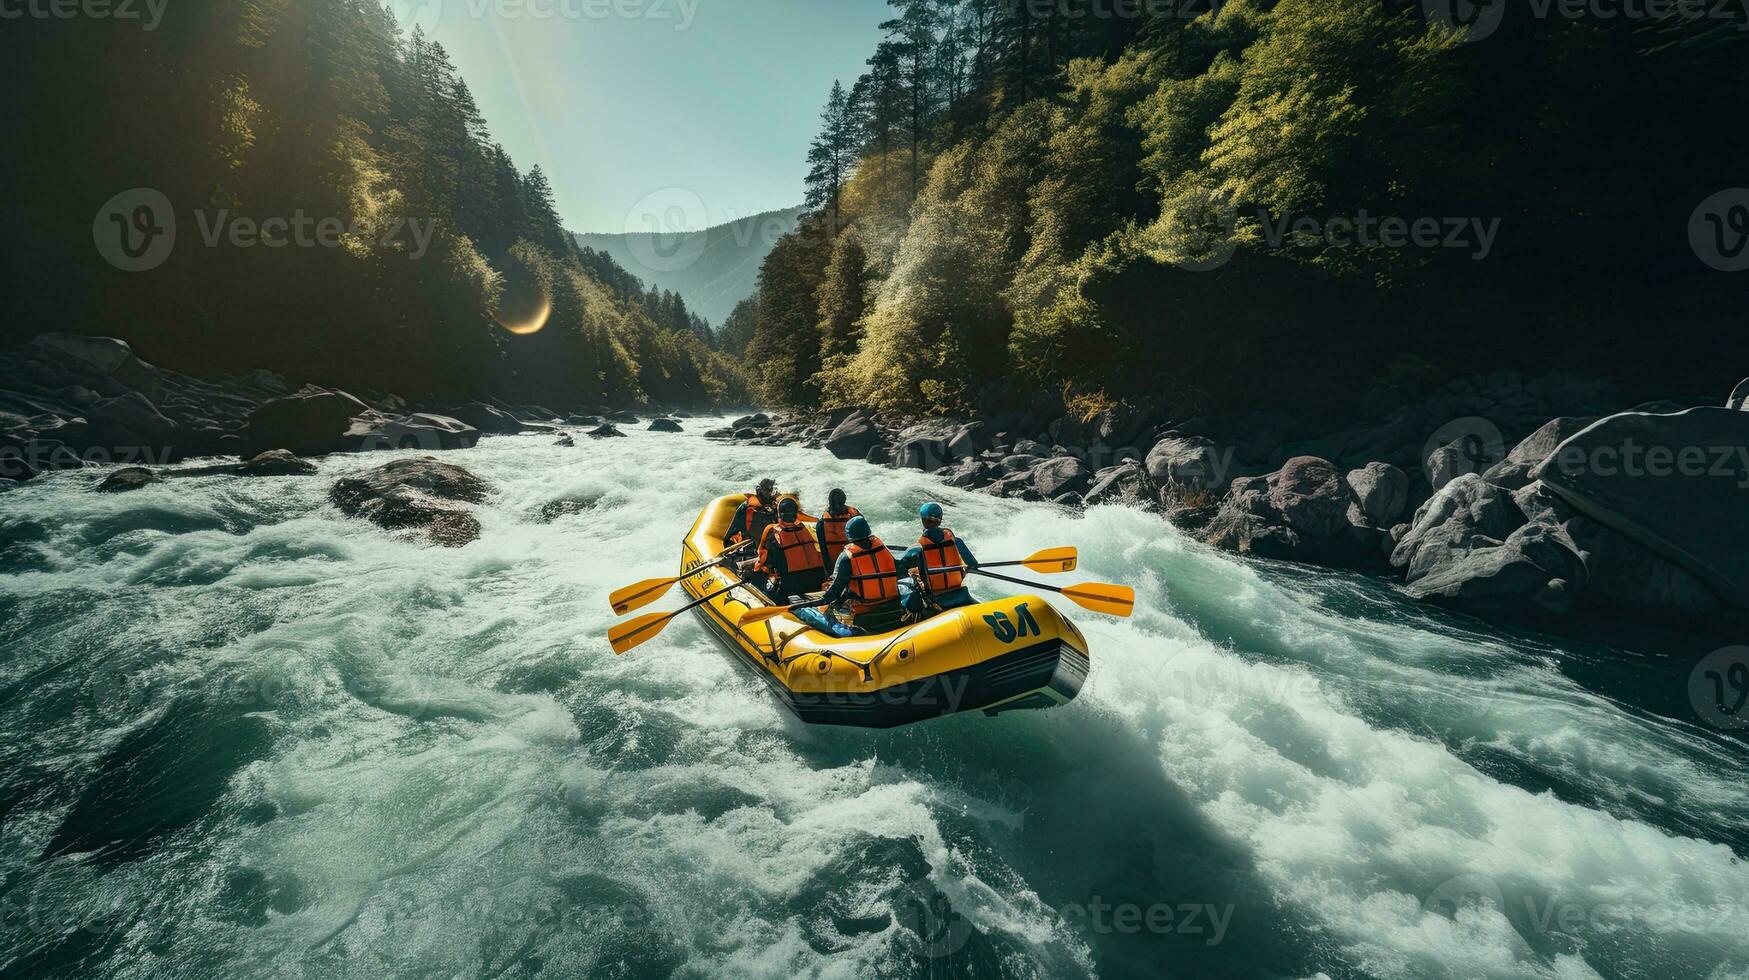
[609,576,681,616]
[608,612,675,655]
[1062,582,1135,618]
[737,605,797,627]
[1021,547,1079,574]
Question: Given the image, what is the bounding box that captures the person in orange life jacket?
[895,502,979,614]
[813,488,861,569]
[795,515,906,636]
[753,498,827,603]
[723,478,779,549]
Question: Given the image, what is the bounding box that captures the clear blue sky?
[387,0,891,232]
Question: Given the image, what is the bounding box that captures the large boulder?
[1481,416,1600,492]
[246,387,371,456]
[1391,474,1525,581]
[29,333,136,378]
[824,412,881,460]
[649,418,684,433]
[95,467,161,493]
[1426,437,1499,493]
[947,422,991,460]
[1344,462,1409,528]
[893,420,964,473]
[1268,457,1350,541]
[90,392,178,449]
[587,424,627,439]
[236,450,318,477]
[330,457,490,547]
[1514,481,1720,616]
[446,402,527,436]
[1085,461,1143,506]
[1391,474,1585,611]
[1536,407,1749,608]
[344,412,480,452]
[1145,436,1225,492]
[1030,457,1092,499]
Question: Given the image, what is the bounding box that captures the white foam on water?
[3,426,1747,977]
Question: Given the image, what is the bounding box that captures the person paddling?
[796,516,905,636]
[753,498,827,603]
[814,488,861,568]
[897,502,980,617]
[724,478,779,549]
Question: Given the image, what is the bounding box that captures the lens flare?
[495,296,551,336]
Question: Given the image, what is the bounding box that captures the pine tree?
[880,0,941,200]
[805,81,858,233]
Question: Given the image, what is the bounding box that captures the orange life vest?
[819,506,862,564]
[733,494,775,544]
[845,537,900,612]
[759,520,825,575]
[917,529,966,593]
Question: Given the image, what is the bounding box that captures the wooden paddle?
[608,541,754,615]
[609,583,738,655]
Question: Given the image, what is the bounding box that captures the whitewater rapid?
[2,422,1746,978]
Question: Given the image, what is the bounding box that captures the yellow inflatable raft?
[678,494,1091,728]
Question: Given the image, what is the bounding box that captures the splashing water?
[2,423,1746,978]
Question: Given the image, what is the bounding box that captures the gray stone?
[588,424,628,439]
[1146,436,1224,492]
[1392,475,1586,610]
[1391,474,1525,581]
[447,402,527,435]
[29,333,136,377]
[1482,416,1601,492]
[96,467,160,493]
[649,418,684,433]
[330,457,490,547]
[1344,462,1409,528]
[1536,407,1749,608]
[1031,457,1092,499]
[824,413,881,460]
[1514,481,1720,616]
[1268,457,1349,541]
[1427,438,1496,493]
[346,412,481,452]
[246,387,371,456]
[1001,454,1043,474]
[237,450,317,477]
[947,422,990,460]
[1085,462,1142,506]
[894,419,964,472]
[92,392,178,447]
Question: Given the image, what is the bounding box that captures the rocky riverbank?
[720,372,1749,649]
[0,333,696,489]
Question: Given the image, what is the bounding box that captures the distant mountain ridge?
[574,206,803,327]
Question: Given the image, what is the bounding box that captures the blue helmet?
[919,502,945,522]
[845,516,873,542]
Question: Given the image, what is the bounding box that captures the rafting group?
[603,479,1134,727]
[723,478,987,637]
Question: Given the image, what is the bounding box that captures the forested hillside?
[747,0,1748,422]
[0,1,745,408]
[575,206,804,327]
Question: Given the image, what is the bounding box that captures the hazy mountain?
[574,206,803,327]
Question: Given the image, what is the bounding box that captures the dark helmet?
[919,502,944,522]
[778,497,799,518]
[845,516,873,542]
